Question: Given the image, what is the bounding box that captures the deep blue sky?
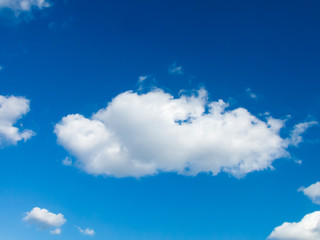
[1,0,320,239]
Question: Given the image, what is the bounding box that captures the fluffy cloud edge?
[268,211,320,240]
[23,207,66,231]
[299,181,320,205]
[54,87,315,178]
[0,95,35,147]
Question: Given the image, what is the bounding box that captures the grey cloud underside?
[54,88,314,178]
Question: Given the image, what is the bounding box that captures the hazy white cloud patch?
[50,228,61,235]
[289,121,318,146]
[78,227,95,236]
[23,207,66,233]
[168,62,183,75]
[62,156,73,166]
[0,0,51,22]
[268,211,320,240]
[0,0,50,11]
[54,87,315,178]
[0,95,35,147]
[246,88,258,99]
[0,65,3,71]
[299,182,320,205]
[138,75,148,83]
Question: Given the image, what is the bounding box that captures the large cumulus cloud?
[54,88,314,178]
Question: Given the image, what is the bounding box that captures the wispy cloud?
[289,121,318,146]
[0,0,50,12]
[138,75,148,84]
[50,228,61,235]
[62,156,72,166]
[0,0,51,22]
[168,62,183,75]
[78,226,95,236]
[246,88,258,99]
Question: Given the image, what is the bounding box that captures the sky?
[1,0,320,239]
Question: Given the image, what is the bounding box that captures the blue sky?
[1,0,320,239]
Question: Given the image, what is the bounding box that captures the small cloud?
[62,156,72,166]
[0,95,35,147]
[289,121,318,146]
[0,65,3,71]
[168,62,183,75]
[138,75,148,83]
[136,75,156,92]
[295,159,302,165]
[78,227,95,236]
[246,88,258,99]
[23,207,66,233]
[50,228,61,235]
[299,181,320,204]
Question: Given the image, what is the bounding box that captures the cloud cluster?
[0,95,34,147]
[246,88,258,99]
[299,182,320,205]
[23,207,66,234]
[54,88,313,178]
[0,0,50,21]
[78,227,95,236]
[268,211,320,240]
[0,0,50,12]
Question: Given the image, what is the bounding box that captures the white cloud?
[0,0,50,21]
[50,228,61,235]
[138,75,148,83]
[0,0,50,11]
[299,182,320,205]
[0,66,3,71]
[268,211,320,240]
[78,227,95,236]
[289,121,318,146]
[54,88,314,178]
[23,207,66,232]
[168,63,183,75]
[246,88,258,99]
[62,156,72,166]
[0,95,35,147]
